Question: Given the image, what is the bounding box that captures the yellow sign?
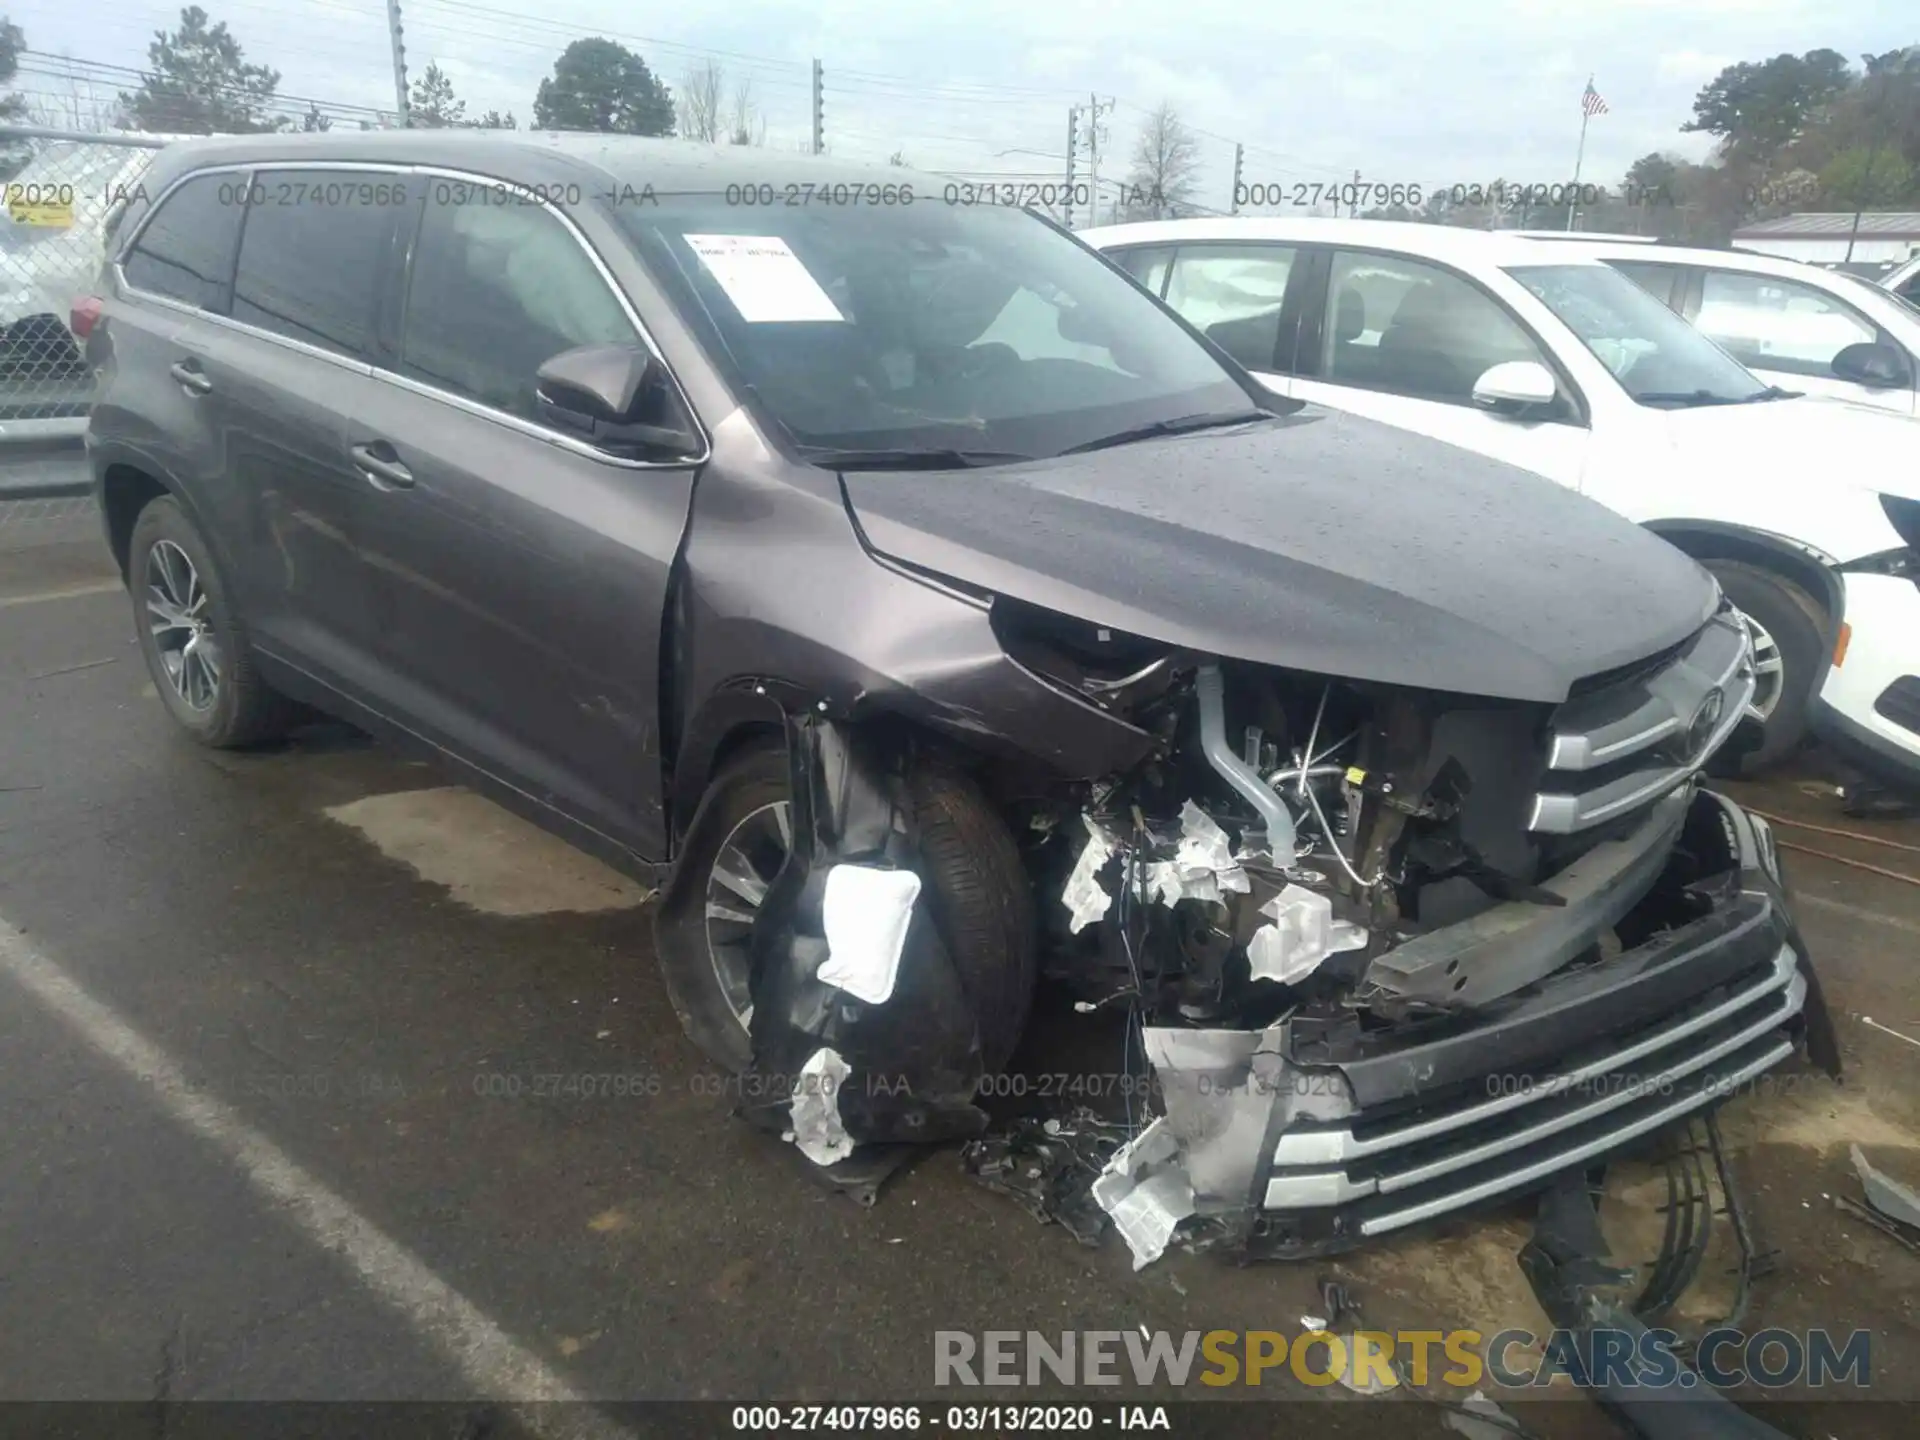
[5,183,76,228]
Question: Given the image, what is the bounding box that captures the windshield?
[614,197,1254,458]
[1506,262,1772,406]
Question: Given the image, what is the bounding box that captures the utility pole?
[1844,126,1887,262]
[385,0,410,126]
[1084,94,1112,224]
[1567,73,1596,231]
[1349,167,1361,218]
[811,59,824,155]
[1064,104,1080,228]
[1231,143,1243,215]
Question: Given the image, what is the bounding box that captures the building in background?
[1732,212,1920,268]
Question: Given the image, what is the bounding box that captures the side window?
[400,194,640,422]
[1162,244,1297,372]
[1323,250,1547,404]
[231,171,400,358]
[121,174,243,312]
[1609,260,1685,312]
[1110,245,1172,296]
[1694,270,1879,379]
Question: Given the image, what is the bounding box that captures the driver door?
[343,184,700,860]
[1287,249,1592,489]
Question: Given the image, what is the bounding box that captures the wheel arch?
[1643,518,1844,651]
[99,461,172,581]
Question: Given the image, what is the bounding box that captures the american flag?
[1582,80,1610,118]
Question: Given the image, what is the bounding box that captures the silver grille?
[1530,608,1756,835]
[1261,944,1801,1235]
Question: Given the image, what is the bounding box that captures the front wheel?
[653,742,1037,1075]
[1707,560,1826,775]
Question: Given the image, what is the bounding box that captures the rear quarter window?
[121,173,244,312]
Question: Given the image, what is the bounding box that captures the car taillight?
[70,295,103,339]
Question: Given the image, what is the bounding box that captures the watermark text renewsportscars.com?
[934,1328,1872,1391]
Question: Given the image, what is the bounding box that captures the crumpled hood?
[843,408,1719,704]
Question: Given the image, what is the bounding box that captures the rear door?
[343,178,701,860]
[107,170,247,555]
[207,167,413,691]
[1158,242,1305,395]
[1285,247,1592,487]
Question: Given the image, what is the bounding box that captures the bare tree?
[726,74,764,145]
[1122,101,1201,219]
[679,57,725,143]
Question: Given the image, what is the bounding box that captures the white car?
[0,137,169,429]
[1081,217,1920,789]
[1882,251,1920,309]
[1534,237,1920,416]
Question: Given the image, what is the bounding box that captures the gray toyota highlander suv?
[83,131,1834,1259]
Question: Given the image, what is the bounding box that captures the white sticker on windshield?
[684,234,845,323]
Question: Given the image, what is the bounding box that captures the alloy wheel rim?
[1742,614,1785,723]
[145,539,222,713]
[702,799,793,1033]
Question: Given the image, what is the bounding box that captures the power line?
[19,52,390,120]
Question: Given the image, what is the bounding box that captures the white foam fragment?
[1091,1118,1196,1270]
[817,864,922,1004]
[1061,814,1121,933]
[1143,801,1252,907]
[1246,884,1368,985]
[790,1047,855,1167]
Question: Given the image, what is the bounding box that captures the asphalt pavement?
[2,499,1916,1439]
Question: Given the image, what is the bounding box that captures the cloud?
[43,0,1906,186]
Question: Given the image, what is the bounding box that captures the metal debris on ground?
[1851,1143,1920,1231]
[958,1110,1127,1246]
[1834,1193,1920,1255]
[1440,1391,1530,1440]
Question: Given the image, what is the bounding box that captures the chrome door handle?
[168,361,212,395]
[350,442,415,490]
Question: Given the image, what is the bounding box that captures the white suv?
[1539,237,1920,416]
[1081,218,1920,788]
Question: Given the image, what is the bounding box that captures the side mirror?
[535,343,697,455]
[1471,360,1559,415]
[1831,341,1911,390]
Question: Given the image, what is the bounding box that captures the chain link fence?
[0,128,167,502]
[0,130,164,429]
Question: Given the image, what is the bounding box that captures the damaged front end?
[1007,598,1838,1261]
[705,583,1836,1262]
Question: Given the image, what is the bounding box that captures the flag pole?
[1567,75,1592,232]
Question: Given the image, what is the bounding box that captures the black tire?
[653,742,1037,1074]
[128,495,296,749]
[1707,559,1825,775]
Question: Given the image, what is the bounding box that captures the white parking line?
[0,911,628,1437]
[0,579,123,608]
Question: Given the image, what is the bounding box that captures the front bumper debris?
[1139,789,1836,1260]
[1521,1170,1792,1439]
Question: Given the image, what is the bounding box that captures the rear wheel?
[128,495,295,748]
[654,742,1037,1074]
[1706,560,1825,775]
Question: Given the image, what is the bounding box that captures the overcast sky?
[11,0,1913,208]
